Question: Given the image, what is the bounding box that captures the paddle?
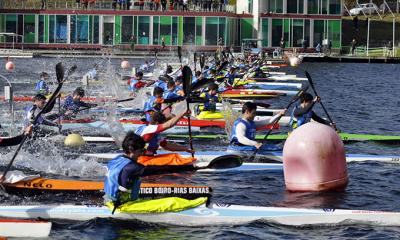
[181,65,194,158]
[142,154,243,175]
[56,62,64,133]
[248,84,309,161]
[228,100,271,109]
[200,53,205,70]
[194,52,197,72]
[190,61,228,92]
[178,46,182,66]
[304,71,337,130]
[0,64,77,184]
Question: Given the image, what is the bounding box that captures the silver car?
[349,3,378,15]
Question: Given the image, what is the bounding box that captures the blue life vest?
[35,80,49,95]
[24,105,45,127]
[225,72,236,86]
[230,118,256,145]
[135,125,160,154]
[163,88,179,99]
[203,92,218,111]
[154,80,167,91]
[128,79,139,92]
[104,155,141,202]
[62,95,84,113]
[227,144,282,152]
[290,105,313,129]
[143,96,161,113]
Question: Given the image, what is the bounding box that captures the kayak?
[85,150,400,164]
[4,178,212,199]
[166,132,400,143]
[60,117,281,133]
[0,219,51,238]
[220,90,283,99]
[249,75,308,81]
[0,204,399,227]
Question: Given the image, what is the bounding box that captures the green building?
[0,0,342,50]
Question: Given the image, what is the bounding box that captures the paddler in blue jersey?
[104,132,146,206]
[35,72,49,95]
[225,66,238,86]
[143,87,164,122]
[228,102,286,153]
[290,92,334,129]
[200,83,219,112]
[61,87,97,119]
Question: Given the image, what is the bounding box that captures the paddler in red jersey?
[135,101,196,166]
[0,125,32,147]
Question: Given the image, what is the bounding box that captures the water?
[1,58,400,239]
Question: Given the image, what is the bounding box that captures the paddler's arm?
[254,109,286,128]
[161,109,189,130]
[235,122,259,147]
[311,112,331,126]
[119,162,145,189]
[0,125,33,147]
[293,102,315,117]
[161,140,194,154]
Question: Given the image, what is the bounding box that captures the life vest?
[225,72,236,86]
[230,118,256,145]
[290,105,313,129]
[154,80,167,90]
[104,155,142,202]
[24,105,44,127]
[143,96,162,113]
[203,92,218,112]
[135,125,161,154]
[35,80,49,95]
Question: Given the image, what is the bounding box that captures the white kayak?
[85,150,400,164]
[0,204,399,227]
[0,219,51,238]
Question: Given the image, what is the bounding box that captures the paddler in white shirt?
[228,102,286,153]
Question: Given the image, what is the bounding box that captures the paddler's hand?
[186,148,195,154]
[279,108,287,116]
[255,143,263,149]
[23,125,33,136]
[313,96,321,103]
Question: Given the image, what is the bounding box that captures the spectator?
[88,0,96,9]
[81,0,88,9]
[328,40,332,55]
[161,37,166,50]
[75,0,81,8]
[182,0,188,11]
[41,0,46,9]
[149,0,154,10]
[351,38,357,56]
[154,0,160,10]
[139,0,144,10]
[161,0,167,11]
[130,35,136,52]
[219,0,224,11]
[112,0,117,10]
[316,43,321,54]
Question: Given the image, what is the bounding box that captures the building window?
[196,17,202,46]
[153,16,159,45]
[172,16,178,45]
[138,16,149,45]
[267,0,283,13]
[271,18,283,47]
[308,0,318,14]
[24,15,35,43]
[219,17,225,46]
[292,19,303,47]
[160,16,171,45]
[71,15,89,43]
[205,17,218,45]
[183,17,195,45]
[329,0,341,14]
[121,16,133,43]
[49,15,67,43]
[287,0,304,14]
[5,15,17,43]
[261,18,268,47]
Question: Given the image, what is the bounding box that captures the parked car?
[349,3,378,15]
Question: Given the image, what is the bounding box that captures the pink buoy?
[283,122,348,192]
[121,60,130,69]
[5,61,15,71]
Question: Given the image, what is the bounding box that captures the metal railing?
[2,0,236,13]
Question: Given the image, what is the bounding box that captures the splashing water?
[221,100,240,142]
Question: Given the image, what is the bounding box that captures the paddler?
[135,109,194,156]
[200,83,219,112]
[35,72,50,95]
[228,102,286,152]
[225,66,239,86]
[290,92,335,129]
[0,125,32,147]
[60,87,97,119]
[143,87,164,122]
[128,71,155,96]
[24,93,60,130]
[104,132,146,205]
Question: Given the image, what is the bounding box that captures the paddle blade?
[178,46,182,63]
[200,54,205,70]
[55,62,64,83]
[190,78,212,92]
[207,155,243,169]
[182,66,192,96]
[194,52,197,64]
[216,61,228,72]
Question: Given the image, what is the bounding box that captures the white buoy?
[5,61,15,71]
[289,56,302,67]
[64,134,85,147]
[121,60,130,69]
